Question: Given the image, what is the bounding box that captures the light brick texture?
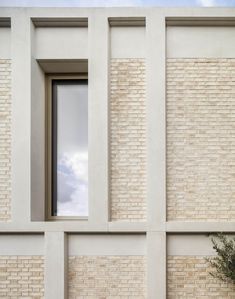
[68,255,146,298]
[0,255,44,298]
[110,58,146,222]
[168,256,235,298]
[167,58,235,221]
[0,60,11,222]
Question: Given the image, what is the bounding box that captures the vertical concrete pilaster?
[147,231,166,299]
[44,232,67,299]
[146,13,166,231]
[88,14,109,227]
[11,12,32,224]
[146,12,167,298]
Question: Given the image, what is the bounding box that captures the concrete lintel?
[110,26,146,58]
[0,234,44,255]
[37,59,88,73]
[167,26,235,58]
[35,26,88,60]
[69,234,146,256]
[44,232,67,299]
[167,234,218,256]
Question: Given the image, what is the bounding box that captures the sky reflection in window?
[56,83,88,216]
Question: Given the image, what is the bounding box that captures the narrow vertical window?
[49,79,88,218]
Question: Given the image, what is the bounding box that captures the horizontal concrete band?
[167,26,235,58]
[168,234,235,256]
[0,234,146,256]
[0,234,44,255]
[111,26,145,58]
[0,24,146,60]
[1,233,235,256]
[4,19,235,60]
[0,221,235,233]
[0,28,10,58]
[35,27,88,59]
[69,234,146,256]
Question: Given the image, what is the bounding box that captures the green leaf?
[206,233,235,284]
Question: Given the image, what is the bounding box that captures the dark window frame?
[46,75,88,220]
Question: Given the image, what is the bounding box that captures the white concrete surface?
[11,13,32,224]
[0,234,44,255]
[111,26,145,58]
[168,234,235,256]
[146,13,166,231]
[45,232,67,299]
[0,27,10,58]
[167,26,235,58]
[35,27,88,59]
[88,14,109,226]
[147,232,166,299]
[69,234,146,255]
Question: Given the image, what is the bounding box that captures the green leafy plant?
[206,233,235,284]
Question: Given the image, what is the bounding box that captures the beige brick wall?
[0,60,11,222]
[167,58,235,221]
[0,255,44,298]
[69,255,146,298]
[110,58,146,222]
[168,256,235,298]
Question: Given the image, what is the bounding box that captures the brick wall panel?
[0,256,44,298]
[167,58,235,221]
[0,60,11,222]
[110,58,147,221]
[69,255,146,298]
[168,256,235,298]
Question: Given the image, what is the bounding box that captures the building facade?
[0,6,235,299]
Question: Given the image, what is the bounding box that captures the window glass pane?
[53,81,88,216]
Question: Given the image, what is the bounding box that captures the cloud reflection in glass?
[55,82,88,217]
[57,152,88,216]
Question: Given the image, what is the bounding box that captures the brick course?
[0,255,44,298]
[168,256,235,298]
[0,60,11,222]
[167,58,235,221]
[110,58,147,222]
[68,255,146,298]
